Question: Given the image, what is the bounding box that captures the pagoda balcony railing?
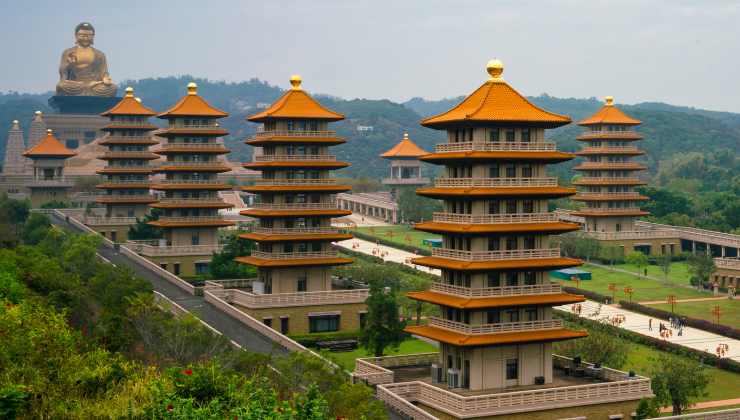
[435,141,556,152]
[158,143,227,150]
[430,282,562,297]
[432,212,558,224]
[169,123,220,129]
[157,197,227,205]
[156,179,224,185]
[585,230,679,241]
[382,177,431,185]
[100,179,151,185]
[575,192,643,198]
[101,135,155,142]
[578,130,640,138]
[428,317,563,335]
[575,162,646,169]
[27,178,74,187]
[105,165,158,171]
[577,147,642,153]
[107,121,153,127]
[227,288,368,309]
[96,195,156,202]
[254,130,337,138]
[434,177,558,188]
[126,240,223,256]
[250,250,339,260]
[255,154,336,162]
[248,226,342,235]
[84,216,138,226]
[251,202,338,210]
[101,151,157,159]
[254,178,338,186]
[159,161,227,167]
[715,258,740,270]
[637,221,740,249]
[432,247,561,261]
[574,177,644,184]
[580,207,644,213]
[157,216,226,223]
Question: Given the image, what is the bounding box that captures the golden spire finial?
[403,132,409,140]
[12,119,18,124]
[125,86,134,97]
[290,74,302,90]
[187,82,198,95]
[35,110,42,116]
[605,96,614,106]
[46,129,53,135]
[487,59,504,81]
[135,97,142,103]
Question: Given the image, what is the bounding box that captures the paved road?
[48,212,287,356]
[336,237,441,276]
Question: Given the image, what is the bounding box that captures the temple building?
[129,83,234,277]
[2,120,26,176]
[380,132,430,194]
[23,129,76,207]
[234,75,367,335]
[88,87,159,242]
[28,111,47,149]
[353,61,652,420]
[572,97,679,255]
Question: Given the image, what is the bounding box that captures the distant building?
[2,120,26,176]
[23,129,76,207]
[356,125,374,132]
[380,132,430,197]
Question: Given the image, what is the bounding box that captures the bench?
[316,339,358,352]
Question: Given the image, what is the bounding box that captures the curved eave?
[573,164,647,171]
[157,129,229,137]
[149,202,235,209]
[151,183,232,191]
[406,290,586,309]
[421,151,574,163]
[404,325,588,347]
[154,148,230,155]
[240,209,352,218]
[243,161,350,170]
[156,166,232,173]
[242,185,352,193]
[416,186,576,199]
[96,197,159,204]
[414,221,581,235]
[239,232,353,242]
[148,220,235,228]
[410,256,582,272]
[246,137,345,146]
[572,195,649,202]
[572,179,647,186]
[571,210,650,217]
[234,256,353,268]
[96,168,155,175]
[421,120,570,130]
[102,124,159,131]
[96,183,151,189]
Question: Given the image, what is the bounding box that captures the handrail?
[430,282,562,297]
[432,212,557,224]
[255,154,337,161]
[157,143,228,150]
[428,317,562,335]
[434,177,558,187]
[251,201,338,210]
[250,250,339,260]
[229,288,369,309]
[101,151,158,158]
[125,241,223,256]
[248,226,342,235]
[157,216,226,223]
[83,216,138,225]
[435,141,555,152]
[155,179,226,185]
[577,147,642,153]
[574,177,644,184]
[254,178,338,186]
[254,130,337,138]
[715,258,740,269]
[432,247,561,261]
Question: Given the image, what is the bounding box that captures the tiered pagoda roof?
[380,133,428,159]
[23,130,76,158]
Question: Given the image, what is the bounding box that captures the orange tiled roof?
[247,76,344,122]
[405,325,587,347]
[414,221,581,235]
[411,256,582,272]
[406,290,585,309]
[578,97,641,126]
[159,83,228,118]
[380,133,428,158]
[101,87,156,116]
[23,130,76,157]
[234,255,353,268]
[421,60,571,129]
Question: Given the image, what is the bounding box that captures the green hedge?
[562,285,613,304]
[288,330,362,347]
[556,310,740,374]
[619,300,740,340]
[349,230,432,256]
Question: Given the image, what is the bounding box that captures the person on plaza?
[648,318,652,331]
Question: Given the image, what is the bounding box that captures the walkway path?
[336,237,441,276]
[660,398,740,413]
[48,211,286,356]
[555,300,740,361]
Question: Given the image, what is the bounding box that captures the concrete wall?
[92,224,132,242]
[417,398,640,420]
[145,254,212,277]
[714,266,740,288]
[239,302,366,335]
[29,187,71,207]
[599,237,681,256]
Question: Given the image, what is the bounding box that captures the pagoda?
[141,82,234,277]
[380,132,430,197]
[23,129,76,207]
[407,60,587,391]
[2,120,26,176]
[572,97,649,231]
[28,111,47,149]
[235,75,367,335]
[90,87,159,242]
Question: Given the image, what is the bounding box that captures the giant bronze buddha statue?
[56,22,117,97]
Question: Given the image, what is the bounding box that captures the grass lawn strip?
[647,299,740,329]
[352,225,440,250]
[326,338,438,371]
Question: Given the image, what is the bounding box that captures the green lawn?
[611,261,692,285]
[552,263,712,303]
[352,225,440,250]
[327,338,438,371]
[623,342,740,402]
[648,299,740,329]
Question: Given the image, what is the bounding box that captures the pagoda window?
[468,129,473,141]
[523,236,536,249]
[525,307,538,321]
[488,237,500,251]
[264,121,276,131]
[297,121,307,131]
[489,128,500,142]
[297,276,307,292]
[191,233,200,246]
[505,165,516,178]
[487,273,501,288]
[505,237,517,250]
[505,129,516,142]
[505,200,517,214]
[522,164,533,177]
[522,200,534,213]
[287,121,295,131]
[488,200,500,214]
[506,308,520,322]
[489,164,500,178]
[311,242,321,252]
[521,128,531,142]
[309,121,318,131]
[524,271,536,285]
[487,309,501,324]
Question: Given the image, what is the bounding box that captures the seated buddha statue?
[56,22,117,97]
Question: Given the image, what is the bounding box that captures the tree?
[656,254,672,282]
[574,235,601,262]
[396,186,440,222]
[359,279,407,357]
[599,245,624,266]
[127,209,163,240]
[554,319,630,369]
[634,398,660,419]
[625,251,649,275]
[21,213,51,245]
[686,253,716,288]
[650,353,710,415]
[0,197,29,238]
[208,234,256,279]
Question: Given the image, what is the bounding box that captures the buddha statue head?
[74,22,95,48]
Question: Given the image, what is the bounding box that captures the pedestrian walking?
[648,318,652,331]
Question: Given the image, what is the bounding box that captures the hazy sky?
[2,0,739,112]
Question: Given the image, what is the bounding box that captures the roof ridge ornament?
[187,82,198,95]
[125,86,134,98]
[605,96,614,106]
[486,59,504,82]
[290,74,302,90]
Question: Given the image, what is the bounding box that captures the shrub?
[562,285,612,304]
